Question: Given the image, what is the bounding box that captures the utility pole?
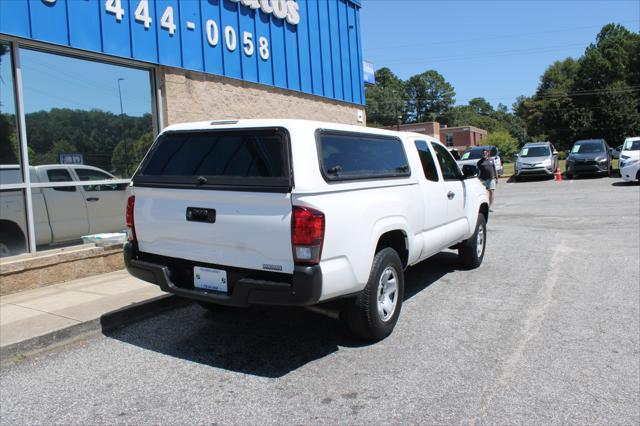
[395,102,402,131]
[117,78,125,115]
[117,78,127,175]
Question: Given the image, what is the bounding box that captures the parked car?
[514,141,558,181]
[0,164,129,256]
[123,119,490,340]
[565,139,613,179]
[457,146,504,176]
[619,137,640,183]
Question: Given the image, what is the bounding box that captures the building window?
[445,133,454,147]
[0,40,156,258]
[0,42,29,257]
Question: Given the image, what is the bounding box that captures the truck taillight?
[126,195,136,241]
[291,206,325,265]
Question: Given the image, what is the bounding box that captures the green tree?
[0,114,19,165]
[518,24,640,150]
[485,130,519,160]
[111,131,153,177]
[24,108,152,171]
[365,67,405,127]
[468,97,494,115]
[404,70,455,122]
[441,98,527,144]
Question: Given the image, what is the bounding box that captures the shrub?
[484,130,518,160]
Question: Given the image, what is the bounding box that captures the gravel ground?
[1,176,638,425]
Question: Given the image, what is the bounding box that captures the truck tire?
[458,213,487,269]
[0,230,26,257]
[345,247,404,341]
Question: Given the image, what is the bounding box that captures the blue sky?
[19,48,153,117]
[2,0,638,117]
[360,0,640,109]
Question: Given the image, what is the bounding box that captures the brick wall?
[159,67,365,127]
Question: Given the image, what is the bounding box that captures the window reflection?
[0,43,29,258]
[20,48,153,179]
[18,48,151,249]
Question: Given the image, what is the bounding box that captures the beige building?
[160,68,365,128]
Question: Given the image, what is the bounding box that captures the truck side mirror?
[462,164,478,179]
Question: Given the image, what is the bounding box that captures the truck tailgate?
[135,187,294,273]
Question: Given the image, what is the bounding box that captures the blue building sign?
[363,60,375,85]
[0,0,365,104]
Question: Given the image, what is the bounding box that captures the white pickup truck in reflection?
[0,164,130,256]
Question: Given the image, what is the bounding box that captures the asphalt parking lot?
[1,177,638,424]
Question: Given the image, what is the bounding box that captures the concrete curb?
[0,295,191,364]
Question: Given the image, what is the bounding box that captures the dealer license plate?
[193,266,228,293]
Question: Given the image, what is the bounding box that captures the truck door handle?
[447,191,455,200]
[86,197,100,202]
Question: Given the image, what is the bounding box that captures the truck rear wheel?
[345,247,404,341]
[458,213,487,269]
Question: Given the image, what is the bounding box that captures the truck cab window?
[431,142,462,181]
[47,169,76,192]
[75,168,120,191]
[414,141,439,182]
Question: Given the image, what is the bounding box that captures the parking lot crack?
[467,240,571,424]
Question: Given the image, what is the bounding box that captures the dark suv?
[566,139,612,179]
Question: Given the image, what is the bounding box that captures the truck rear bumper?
[123,242,322,307]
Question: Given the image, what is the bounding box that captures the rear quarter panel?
[288,124,423,300]
[293,183,421,300]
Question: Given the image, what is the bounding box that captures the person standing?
[477,149,497,210]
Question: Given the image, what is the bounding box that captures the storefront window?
[0,42,29,257]
[21,48,153,178]
[18,48,154,250]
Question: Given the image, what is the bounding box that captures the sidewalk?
[0,270,175,362]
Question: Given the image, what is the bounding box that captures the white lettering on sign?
[243,31,254,56]
[103,0,300,27]
[241,0,261,9]
[272,0,288,19]
[160,6,176,35]
[134,0,152,29]
[286,0,300,25]
[206,19,219,46]
[224,26,237,51]
[105,0,125,21]
[97,0,288,60]
[259,0,273,14]
[259,36,269,60]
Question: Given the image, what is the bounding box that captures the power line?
[379,42,589,66]
[364,20,640,52]
[367,86,640,105]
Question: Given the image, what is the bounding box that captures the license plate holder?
[193,266,228,293]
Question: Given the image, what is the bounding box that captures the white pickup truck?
[0,164,129,256]
[124,120,490,340]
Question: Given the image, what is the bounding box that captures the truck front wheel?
[458,213,487,269]
[345,247,404,341]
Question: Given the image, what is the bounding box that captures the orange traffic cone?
[554,168,563,181]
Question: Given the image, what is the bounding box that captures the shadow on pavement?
[612,181,639,187]
[509,175,555,183]
[103,252,459,378]
[404,251,460,301]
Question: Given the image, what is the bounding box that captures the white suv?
[619,137,640,182]
[124,120,490,340]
